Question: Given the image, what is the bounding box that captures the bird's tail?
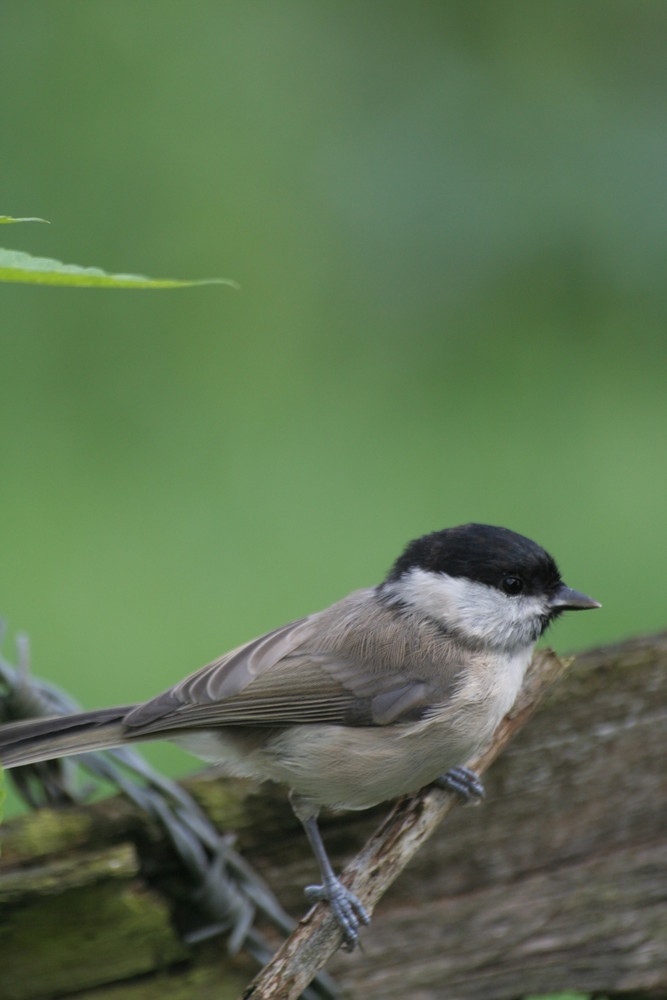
[0,706,137,768]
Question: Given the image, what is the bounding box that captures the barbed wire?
[0,620,339,1000]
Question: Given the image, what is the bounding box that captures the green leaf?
[0,216,49,224]
[0,249,235,288]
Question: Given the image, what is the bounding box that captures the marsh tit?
[0,523,599,946]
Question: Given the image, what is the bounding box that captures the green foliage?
[0,216,49,224]
[0,216,233,288]
[0,248,230,288]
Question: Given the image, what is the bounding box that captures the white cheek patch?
[389,568,545,650]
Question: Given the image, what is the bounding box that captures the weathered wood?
[0,633,665,999]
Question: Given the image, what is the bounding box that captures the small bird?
[0,524,599,946]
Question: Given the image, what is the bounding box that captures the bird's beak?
[550,584,601,611]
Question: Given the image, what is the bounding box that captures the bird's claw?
[436,765,485,803]
[304,876,370,949]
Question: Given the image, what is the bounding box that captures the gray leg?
[300,815,370,949]
[436,766,485,802]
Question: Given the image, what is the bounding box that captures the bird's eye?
[501,575,524,595]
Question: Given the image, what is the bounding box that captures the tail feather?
[0,706,137,768]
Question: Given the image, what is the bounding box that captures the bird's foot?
[436,765,485,803]
[304,875,370,950]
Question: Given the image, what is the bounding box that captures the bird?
[0,523,600,947]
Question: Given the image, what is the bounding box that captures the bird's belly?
[258,722,475,811]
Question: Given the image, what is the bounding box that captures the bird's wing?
[124,614,442,735]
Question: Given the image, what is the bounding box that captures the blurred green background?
[1,2,665,813]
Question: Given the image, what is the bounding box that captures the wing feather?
[124,606,443,735]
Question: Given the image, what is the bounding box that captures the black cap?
[386,524,564,600]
